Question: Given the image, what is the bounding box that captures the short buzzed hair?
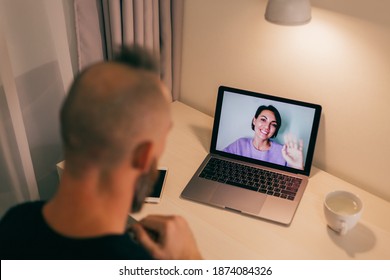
[113,45,160,74]
[60,45,168,174]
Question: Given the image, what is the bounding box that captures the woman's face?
[253,110,278,140]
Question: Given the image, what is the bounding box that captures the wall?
[180,0,390,201]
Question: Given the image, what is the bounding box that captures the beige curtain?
[74,0,184,101]
[0,0,72,216]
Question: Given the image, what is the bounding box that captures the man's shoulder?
[0,201,153,260]
[0,201,46,238]
[1,201,45,221]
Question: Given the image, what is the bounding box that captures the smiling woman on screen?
[223,105,304,170]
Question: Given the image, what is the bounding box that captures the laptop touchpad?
[210,185,266,214]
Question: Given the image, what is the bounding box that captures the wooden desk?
[58,101,390,259]
[133,101,390,260]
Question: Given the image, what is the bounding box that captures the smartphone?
[145,167,168,203]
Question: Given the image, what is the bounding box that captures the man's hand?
[131,215,202,260]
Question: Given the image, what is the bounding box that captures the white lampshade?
[265,0,311,26]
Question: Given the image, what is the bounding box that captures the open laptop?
[181,86,322,225]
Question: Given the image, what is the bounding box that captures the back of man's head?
[60,45,170,176]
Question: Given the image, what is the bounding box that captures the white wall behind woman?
[180,0,390,201]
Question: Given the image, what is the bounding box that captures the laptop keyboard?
[199,157,302,201]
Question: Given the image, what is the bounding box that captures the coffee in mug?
[324,190,363,235]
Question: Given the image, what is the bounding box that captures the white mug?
[324,190,363,235]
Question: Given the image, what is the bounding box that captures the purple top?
[223,137,286,166]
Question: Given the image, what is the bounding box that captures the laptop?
[181,86,322,225]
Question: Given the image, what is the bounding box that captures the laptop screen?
[211,86,322,176]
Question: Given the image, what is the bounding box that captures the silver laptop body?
[181,86,322,225]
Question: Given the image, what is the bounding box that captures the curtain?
[74,0,184,101]
[0,0,73,217]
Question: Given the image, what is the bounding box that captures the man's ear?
[132,141,153,171]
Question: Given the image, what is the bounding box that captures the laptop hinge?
[224,206,242,214]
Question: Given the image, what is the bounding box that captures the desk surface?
[130,101,390,259]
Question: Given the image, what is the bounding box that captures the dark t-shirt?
[0,201,152,260]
